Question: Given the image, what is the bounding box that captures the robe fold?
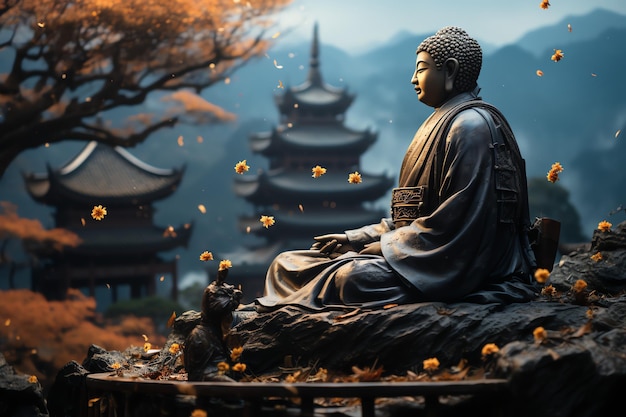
[255,91,538,311]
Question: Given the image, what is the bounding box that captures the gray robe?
[256,91,538,311]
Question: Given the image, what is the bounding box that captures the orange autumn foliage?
[0,0,292,177]
[0,288,165,389]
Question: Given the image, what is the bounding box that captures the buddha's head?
[411,27,482,108]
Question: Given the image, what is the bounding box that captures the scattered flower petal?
[534,268,550,284]
[551,49,564,62]
[590,252,603,262]
[539,0,550,10]
[423,357,440,371]
[169,343,181,354]
[311,165,327,178]
[598,220,612,232]
[616,129,621,139]
[273,59,283,69]
[199,251,213,261]
[260,215,275,228]
[546,162,563,183]
[541,284,557,297]
[177,135,184,147]
[533,326,548,343]
[198,204,206,214]
[230,346,243,362]
[232,363,247,372]
[573,279,587,293]
[536,70,544,77]
[348,171,362,184]
[277,80,284,89]
[91,205,107,220]
[234,160,250,174]
[219,259,232,271]
[28,375,38,383]
[481,343,499,357]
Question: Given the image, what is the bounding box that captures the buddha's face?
[411,51,449,108]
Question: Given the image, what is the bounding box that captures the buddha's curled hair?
[416,26,482,93]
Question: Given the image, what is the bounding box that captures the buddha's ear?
[443,58,460,93]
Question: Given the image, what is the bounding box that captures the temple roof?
[24,141,184,206]
[62,223,192,256]
[275,23,354,115]
[250,124,377,155]
[234,169,393,206]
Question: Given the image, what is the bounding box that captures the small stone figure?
[184,267,242,381]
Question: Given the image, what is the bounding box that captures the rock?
[0,352,48,417]
[46,361,89,417]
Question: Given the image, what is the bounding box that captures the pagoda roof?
[275,23,354,114]
[250,124,376,154]
[234,169,393,206]
[23,141,184,206]
[62,223,192,256]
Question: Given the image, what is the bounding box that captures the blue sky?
[275,0,626,52]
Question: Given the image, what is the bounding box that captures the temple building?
[23,141,192,303]
[229,24,393,300]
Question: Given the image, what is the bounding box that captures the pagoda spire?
[307,22,323,86]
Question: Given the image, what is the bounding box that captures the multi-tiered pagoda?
[23,141,192,304]
[230,24,393,300]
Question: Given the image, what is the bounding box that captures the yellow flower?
[551,49,564,62]
[546,162,563,183]
[590,252,603,262]
[536,69,544,77]
[110,362,121,370]
[232,363,247,372]
[311,165,327,178]
[422,357,440,371]
[533,326,548,343]
[586,308,595,319]
[539,0,550,10]
[169,343,180,355]
[143,342,152,352]
[260,215,275,229]
[481,343,500,357]
[573,279,587,293]
[234,160,250,174]
[597,220,612,232]
[541,284,557,297]
[534,268,550,284]
[199,251,213,262]
[218,259,232,271]
[28,375,38,383]
[217,362,230,373]
[91,205,107,220]
[230,346,243,362]
[191,409,208,417]
[348,171,362,184]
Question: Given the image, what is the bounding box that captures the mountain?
[2,9,626,293]
[515,8,626,57]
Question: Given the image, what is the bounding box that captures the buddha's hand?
[311,234,353,257]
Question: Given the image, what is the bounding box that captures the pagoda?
[230,24,393,300]
[23,141,193,303]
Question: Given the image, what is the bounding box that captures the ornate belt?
[391,186,427,225]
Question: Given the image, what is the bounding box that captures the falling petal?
[160,276,165,282]
[277,80,284,89]
[536,70,544,77]
[616,130,621,138]
[273,59,283,69]
[81,218,86,226]
[246,226,251,233]
[299,204,304,213]
[568,24,572,32]
[197,136,204,143]
[37,22,45,28]
[177,136,184,147]
[272,31,281,39]
[198,204,206,214]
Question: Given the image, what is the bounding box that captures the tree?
[0,0,291,177]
